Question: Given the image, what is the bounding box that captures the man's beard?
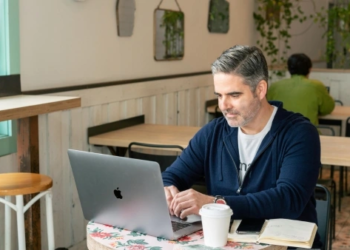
[223,97,261,127]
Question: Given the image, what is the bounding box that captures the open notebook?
[228,219,317,249]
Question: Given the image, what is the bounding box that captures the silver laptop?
[68,149,202,240]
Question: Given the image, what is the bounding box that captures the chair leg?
[45,189,55,250]
[5,196,11,250]
[345,168,348,194]
[330,165,334,178]
[16,195,26,250]
[333,189,336,239]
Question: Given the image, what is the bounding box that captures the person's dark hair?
[211,45,268,91]
[287,53,312,76]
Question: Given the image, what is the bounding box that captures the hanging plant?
[316,0,350,68]
[253,0,314,77]
[161,11,184,59]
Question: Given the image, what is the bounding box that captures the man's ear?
[256,80,268,100]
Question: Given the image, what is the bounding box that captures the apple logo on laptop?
[114,187,123,199]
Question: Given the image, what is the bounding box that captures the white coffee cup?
[199,203,233,247]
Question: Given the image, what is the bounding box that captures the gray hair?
[211,45,268,91]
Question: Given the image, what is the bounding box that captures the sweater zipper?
[223,140,241,192]
[224,137,274,194]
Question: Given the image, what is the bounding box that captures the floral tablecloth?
[87,221,286,250]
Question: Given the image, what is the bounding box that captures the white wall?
[20,0,256,91]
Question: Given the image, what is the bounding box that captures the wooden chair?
[128,142,184,173]
[0,173,54,250]
[128,142,206,193]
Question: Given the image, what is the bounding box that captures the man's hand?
[164,186,180,214]
[170,189,214,219]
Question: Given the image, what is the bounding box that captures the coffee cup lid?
[199,203,233,218]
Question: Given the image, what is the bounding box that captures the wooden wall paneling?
[57,75,214,109]
[187,88,197,126]
[206,85,217,123]
[120,99,139,120]
[55,110,72,247]
[70,107,87,244]
[141,96,156,124]
[136,98,143,120]
[177,90,187,126]
[108,102,121,123]
[47,111,64,246]
[164,92,177,125]
[101,103,110,154]
[90,105,103,154]
[196,87,207,126]
[155,94,165,124]
[82,107,91,152]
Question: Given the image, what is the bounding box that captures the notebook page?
[259,219,316,242]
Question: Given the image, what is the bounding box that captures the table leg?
[108,146,127,156]
[17,116,41,250]
[339,166,344,212]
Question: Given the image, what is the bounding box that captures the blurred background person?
[267,53,335,126]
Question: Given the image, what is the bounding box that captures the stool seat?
[0,173,52,196]
[0,173,55,250]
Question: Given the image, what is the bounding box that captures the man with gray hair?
[162,45,321,248]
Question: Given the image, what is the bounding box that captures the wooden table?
[88,115,200,155]
[86,221,287,250]
[0,95,81,250]
[319,106,350,136]
[89,124,200,149]
[320,135,350,167]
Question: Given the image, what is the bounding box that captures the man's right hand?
[164,185,179,215]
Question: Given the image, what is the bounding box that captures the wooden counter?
[0,94,81,250]
[0,95,80,122]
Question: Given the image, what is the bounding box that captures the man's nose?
[219,96,230,110]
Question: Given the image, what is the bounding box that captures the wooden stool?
[0,173,54,250]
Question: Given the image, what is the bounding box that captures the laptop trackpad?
[171,214,201,224]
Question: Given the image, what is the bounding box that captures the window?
[0,0,19,156]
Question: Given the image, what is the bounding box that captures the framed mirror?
[154,9,184,61]
[116,0,136,37]
[208,0,229,34]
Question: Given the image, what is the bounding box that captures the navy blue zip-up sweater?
[162,101,321,247]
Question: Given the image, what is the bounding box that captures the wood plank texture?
[0,95,81,122]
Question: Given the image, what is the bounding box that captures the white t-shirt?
[238,106,278,183]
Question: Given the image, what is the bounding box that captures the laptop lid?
[68,149,201,240]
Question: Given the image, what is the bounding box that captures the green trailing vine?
[254,0,350,72]
[253,0,315,77]
[316,0,350,68]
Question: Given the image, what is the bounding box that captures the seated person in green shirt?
[267,53,335,125]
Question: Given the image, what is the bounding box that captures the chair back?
[128,142,184,172]
[334,99,343,106]
[315,184,331,250]
[316,125,336,136]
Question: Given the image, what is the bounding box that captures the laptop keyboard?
[171,221,191,231]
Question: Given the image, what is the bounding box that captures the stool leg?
[5,196,11,250]
[46,190,55,250]
[16,195,26,250]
